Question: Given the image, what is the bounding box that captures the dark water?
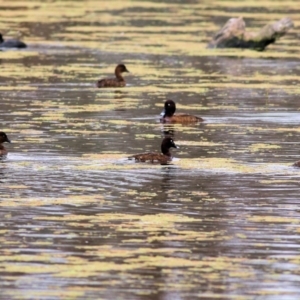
[1,1,300,299]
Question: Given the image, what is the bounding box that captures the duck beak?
[125,67,130,73]
[6,138,11,143]
[172,142,179,149]
[160,109,165,117]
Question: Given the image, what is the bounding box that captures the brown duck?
[96,64,129,88]
[129,137,178,164]
[293,161,300,167]
[161,99,203,123]
[0,132,11,156]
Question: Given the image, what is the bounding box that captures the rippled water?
[1,0,300,299]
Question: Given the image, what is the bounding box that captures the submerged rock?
[208,17,294,51]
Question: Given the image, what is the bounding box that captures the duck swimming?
[129,137,178,164]
[96,64,129,88]
[0,33,27,48]
[0,132,11,156]
[160,99,203,123]
[293,161,300,167]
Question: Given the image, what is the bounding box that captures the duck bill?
[6,138,11,143]
[125,68,130,73]
[160,109,166,117]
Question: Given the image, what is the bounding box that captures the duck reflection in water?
[129,137,179,165]
[113,91,127,111]
[114,90,125,99]
[161,123,175,137]
[160,167,174,192]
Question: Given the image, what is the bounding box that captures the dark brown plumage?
[0,132,11,156]
[96,64,129,88]
[129,137,178,164]
[160,99,203,123]
[293,161,300,167]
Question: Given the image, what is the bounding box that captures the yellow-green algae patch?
[0,51,39,59]
[50,129,124,135]
[208,126,300,136]
[163,103,239,111]
[135,133,158,139]
[3,289,86,300]
[175,158,287,174]
[73,162,170,171]
[0,0,297,60]
[206,124,243,128]
[248,216,300,224]
[81,153,124,159]
[177,140,227,147]
[5,185,28,189]
[35,213,200,224]
[0,86,37,91]
[34,213,225,243]
[77,245,191,258]
[260,179,300,184]
[248,143,281,152]
[75,154,150,167]
[0,195,106,207]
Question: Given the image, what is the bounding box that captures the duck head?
[161,99,176,118]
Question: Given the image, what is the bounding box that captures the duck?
[129,137,178,164]
[96,64,129,88]
[160,99,203,123]
[0,33,27,48]
[293,161,300,167]
[0,132,11,156]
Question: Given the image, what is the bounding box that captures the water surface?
[1,0,300,299]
